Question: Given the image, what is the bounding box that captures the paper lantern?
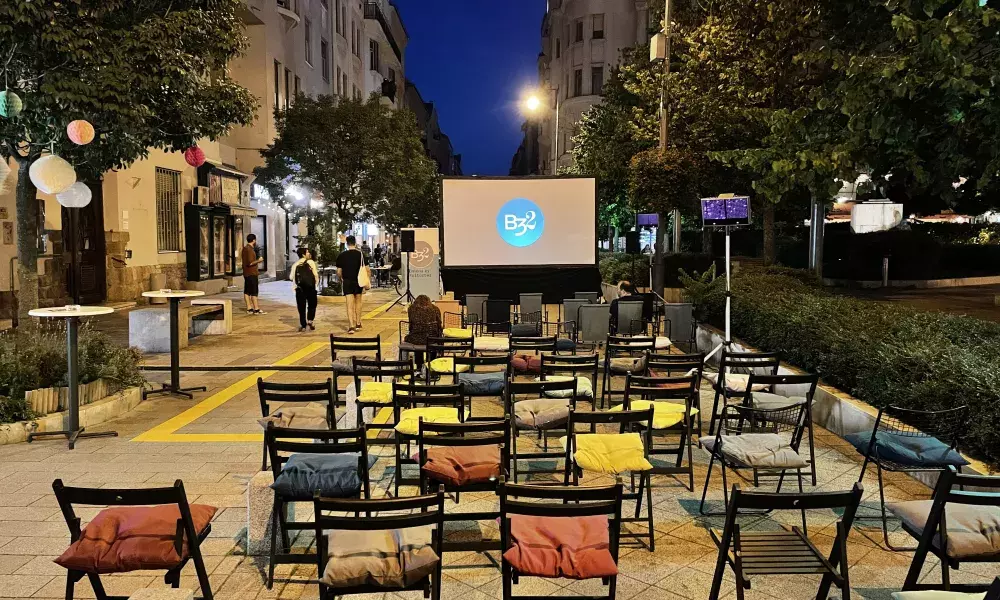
[56,181,92,208]
[184,145,206,167]
[29,155,76,195]
[66,120,95,145]
[0,91,22,118]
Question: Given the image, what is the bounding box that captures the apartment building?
[405,81,463,176]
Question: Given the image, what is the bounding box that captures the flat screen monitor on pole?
[701,196,751,228]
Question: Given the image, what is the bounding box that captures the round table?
[27,306,118,449]
[141,290,207,399]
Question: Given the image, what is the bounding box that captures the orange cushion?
[55,504,216,573]
[503,515,618,579]
[511,354,542,374]
[422,445,501,486]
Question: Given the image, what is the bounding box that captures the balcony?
[276,0,300,25]
[363,2,402,62]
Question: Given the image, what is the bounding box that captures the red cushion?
[422,445,501,486]
[511,354,542,374]
[55,504,216,573]
[502,515,618,579]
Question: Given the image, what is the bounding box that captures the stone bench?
[128,589,194,600]
[129,307,188,353]
[189,299,232,336]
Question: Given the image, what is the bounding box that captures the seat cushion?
[888,500,1000,560]
[458,372,505,396]
[609,356,647,374]
[892,592,987,600]
[703,372,768,393]
[538,376,593,399]
[654,336,671,349]
[555,338,577,352]
[610,400,697,429]
[473,336,510,352]
[321,527,439,589]
[705,434,809,468]
[513,398,570,430]
[511,354,542,374]
[422,445,501,486]
[844,430,969,468]
[442,327,473,339]
[750,392,809,411]
[428,357,471,374]
[271,453,376,500]
[358,381,393,404]
[257,403,330,430]
[565,433,653,474]
[503,515,618,579]
[54,504,217,573]
[332,358,354,374]
[395,407,461,436]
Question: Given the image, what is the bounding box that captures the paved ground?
[841,283,1000,322]
[0,282,989,599]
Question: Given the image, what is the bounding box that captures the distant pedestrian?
[242,234,266,315]
[374,243,384,267]
[291,247,319,332]
[336,235,365,334]
[361,240,371,259]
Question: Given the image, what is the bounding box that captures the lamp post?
[522,88,560,175]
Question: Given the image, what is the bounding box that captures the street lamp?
[521,88,559,175]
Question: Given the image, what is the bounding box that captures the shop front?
[184,163,255,286]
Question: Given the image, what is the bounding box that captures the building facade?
[404,81,463,176]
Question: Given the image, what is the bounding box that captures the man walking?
[336,235,365,334]
[242,234,266,314]
[291,247,319,331]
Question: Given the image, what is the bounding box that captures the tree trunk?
[652,212,666,297]
[702,228,713,255]
[762,200,776,265]
[15,159,39,325]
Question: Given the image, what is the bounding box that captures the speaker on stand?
[390,230,417,309]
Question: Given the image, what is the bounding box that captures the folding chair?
[645,351,705,437]
[709,483,863,600]
[426,336,473,383]
[418,418,510,551]
[600,335,654,409]
[52,479,214,600]
[331,334,382,416]
[351,358,414,432]
[257,378,336,470]
[705,350,780,436]
[482,298,513,335]
[561,298,589,328]
[620,373,698,491]
[577,303,610,352]
[499,478,623,600]
[700,402,811,518]
[391,381,466,497]
[540,352,599,411]
[517,292,547,324]
[745,372,820,486]
[894,578,1000,599]
[463,293,489,332]
[506,378,579,483]
[454,354,510,418]
[511,335,558,355]
[542,319,579,353]
[574,291,601,304]
[564,406,656,551]
[894,467,1000,593]
[265,424,371,588]
[611,300,644,336]
[313,488,445,600]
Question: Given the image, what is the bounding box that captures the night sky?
[395,1,546,176]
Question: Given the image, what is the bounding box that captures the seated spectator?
[609,281,644,332]
[405,295,442,367]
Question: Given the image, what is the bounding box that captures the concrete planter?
[0,387,142,446]
[25,378,112,415]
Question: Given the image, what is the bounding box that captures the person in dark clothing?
[404,295,442,367]
[290,247,319,332]
[242,234,265,314]
[609,280,645,333]
[336,235,365,333]
[373,244,384,267]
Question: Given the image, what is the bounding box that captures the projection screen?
[441,177,597,267]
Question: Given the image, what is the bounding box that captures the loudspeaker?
[401,229,416,253]
[625,231,640,255]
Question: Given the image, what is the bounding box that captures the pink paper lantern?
[66,120,95,145]
[184,145,206,168]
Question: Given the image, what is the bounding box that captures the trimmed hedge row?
[695,267,1000,468]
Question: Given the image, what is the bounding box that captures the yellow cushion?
[395,407,461,436]
[536,376,594,399]
[562,433,653,474]
[358,381,393,404]
[429,357,471,374]
[443,327,473,339]
[610,400,698,429]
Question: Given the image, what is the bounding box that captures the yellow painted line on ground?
[132,341,327,443]
[362,299,399,321]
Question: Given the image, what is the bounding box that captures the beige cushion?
[750,392,808,410]
[537,376,594,399]
[258,403,330,430]
[704,434,809,468]
[321,528,439,589]
[703,372,769,393]
[888,500,1000,560]
[474,336,510,352]
[654,336,671,349]
[514,398,570,430]
[892,592,986,600]
[609,356,646,374]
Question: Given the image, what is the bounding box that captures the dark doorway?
[252,215,268,273]
[63,181,106,305]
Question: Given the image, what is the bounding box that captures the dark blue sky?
[396,1,546,176]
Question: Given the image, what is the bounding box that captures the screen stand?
[389,252,416,310]
[704,225,733,363]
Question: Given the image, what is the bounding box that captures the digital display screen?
[701,196,751,227]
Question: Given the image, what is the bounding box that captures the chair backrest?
[577,304,610,343]
[464,294,489,324]
[720,350,780,377]
[505,378,579,415]
[331,334,382,363]
[426,336,473,359]
[257,378,335,419]
[745,372,819,406]
[722,482,864,536]
[265,424,369,485]
[646,352,704,383]
[567,406,655,443]
[574,291,600,304]
[606,335,654,358]
[639,293,655,322]
[542,319,577,340]
[483,299,513,334]
[872,405,968,454]
[540,353,599,380]
[717,403,808,448]
[519,293,544,323]
[393,381,464,412]
[352,358,414,389]
[453,354,510,373]
[511,335,557,354]
[615,300,645,336]
[661,303,694,344]
[624,373,698,403]
[921,468,1000,558]
[562,298,589,326]
[417,418,511,474]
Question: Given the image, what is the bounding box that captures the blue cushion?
[845,430,968,468]
[555,338,577,352]
[458,372,505,396]
[271,453,378,500]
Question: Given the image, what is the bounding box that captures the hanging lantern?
[66,120,95,145]
[29,155,76,195]
[0,91,22,118]
[56,181,92,208]
[0,159,12,195]
[184,145,206,168]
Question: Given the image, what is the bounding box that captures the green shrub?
[599,253,650,288]
[686,267,1000,468]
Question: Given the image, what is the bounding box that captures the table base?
[143,383,208,400]
[27,427,118,450]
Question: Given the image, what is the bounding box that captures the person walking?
[242,234,266,314]
[336,235,366,334]
[290,247,319,332]
[373,243,384,267]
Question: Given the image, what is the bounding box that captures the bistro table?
[372,265,392,288]
[27,305,118,449]
[141,290,207,399]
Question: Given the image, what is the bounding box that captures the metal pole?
[70,208,82,305]
[724,228,731,344]
[170,298,180,391]
[659,0,672,149]
[672,208,681,253]
[67,316,79,436]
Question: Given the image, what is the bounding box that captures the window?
[555,38,561,58]
[343,73,349,95]
[155,168,181,252]
[573,68,583,97]
[285,68,291,110]
[321,39,330,81]
[304,18,312,64]
[574,19,584,43]
[593,14,605,39]
[294,75,301,99]
[591,66,604,95]
[336,67,342,93]
[369,40,380,72]
[351,22,356,54]
[335,0,341,33]
[274,60,281,109]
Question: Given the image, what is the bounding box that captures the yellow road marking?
[362,299,400,321]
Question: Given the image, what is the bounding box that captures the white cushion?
[474,336,510,352]
[703,372,768,393]
[654,336,671,349]
[751,392,809,410]
[536,376,594,399]
[892,593,986,600]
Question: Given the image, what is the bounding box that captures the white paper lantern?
[29,155,76,195]
[56,181,92,208]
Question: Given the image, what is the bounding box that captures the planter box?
[25,379,111,416]
[0,387,142,446]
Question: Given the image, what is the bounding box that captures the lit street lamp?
[521,89,559,175]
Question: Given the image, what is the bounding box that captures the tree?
[254,95,437,235]
[0,0,256,322]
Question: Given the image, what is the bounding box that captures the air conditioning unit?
[193,186,210,206]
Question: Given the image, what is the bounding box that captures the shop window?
[155,167,181,252]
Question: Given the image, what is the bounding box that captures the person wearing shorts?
[242,234,266,314]
[336,235,364,333]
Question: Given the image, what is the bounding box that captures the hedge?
[692,267,1000,469]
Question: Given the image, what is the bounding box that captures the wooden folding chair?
[621,373,698,491]
[705,350,779,436]
[257,378,336,470]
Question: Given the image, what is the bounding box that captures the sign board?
[701,196,751,228]
[401,227,440,300]
[851,201,903,233]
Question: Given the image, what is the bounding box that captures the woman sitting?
[405,295,442,367]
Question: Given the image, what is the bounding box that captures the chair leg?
[65,573,74,600]
[645,472,655,552]
[261,441,268,472]
[709,531,729,600]
[268,499,278,589]
[699,452,717,516]
[708,387,723,437]
[86,573,109,600]
[807,420,818,487]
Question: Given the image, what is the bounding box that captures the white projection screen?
[441,177,597,267]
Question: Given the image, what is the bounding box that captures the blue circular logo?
[496,198,545,247]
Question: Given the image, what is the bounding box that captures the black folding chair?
[506,378,578,483]
[540,352,599,411]
[510,335,558,355]
[483,298,513,335]
[622,373,698,491]
[52,479,214,600]
[744,372,820,486]
[454,354,510,418]
[600,335,654,409]
[391,381,466,497]
[426,336,474,383]
[331,334,382,415]
[706,350,780,436]
[351,358,414,432]
[645,351,705,436]
[257,378,336,470]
